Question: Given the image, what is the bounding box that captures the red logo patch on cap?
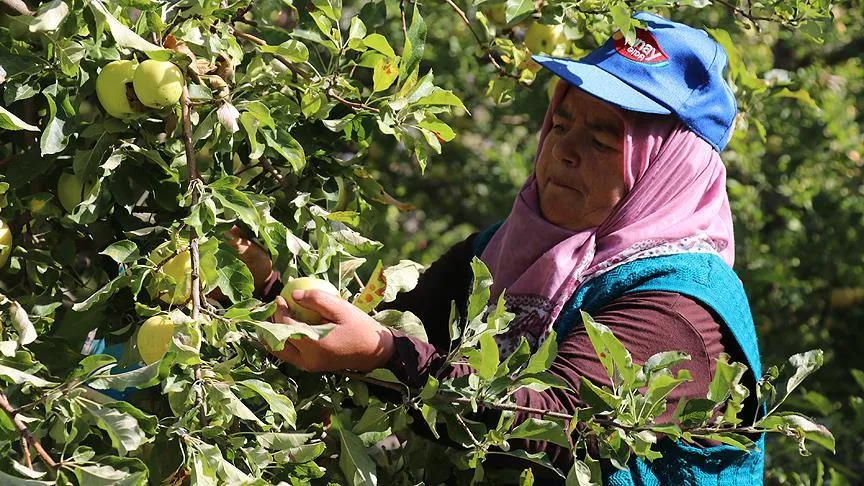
[613,29,669,66]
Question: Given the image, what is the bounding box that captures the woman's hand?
[224,225,275,291]
[271,289,396,372]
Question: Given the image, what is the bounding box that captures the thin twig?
[455,413,482,447]
[451,397,574,421]
[442,0,523,82]
[0,391,58,472]
[327,89,380,113]
[20,436,32,469]
[399,0,408,41]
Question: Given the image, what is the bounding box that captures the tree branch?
[0,391,58,472]
[181,80,208,427]
[442,0,524,82]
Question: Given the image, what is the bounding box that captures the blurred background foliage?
[355,1,864,483]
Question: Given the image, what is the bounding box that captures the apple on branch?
[96,60,141,119]
[57,172,94,213]
[137,315,175,364]
[0,218,12,268]
[524,22,565,55]
[147,243,193,305]
[133,60,184,109]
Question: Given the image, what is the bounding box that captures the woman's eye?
[552,123,567,133]
[591,137,610,150]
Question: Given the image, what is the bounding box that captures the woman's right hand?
[224,225,275,291]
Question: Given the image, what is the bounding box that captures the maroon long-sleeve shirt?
[378,234,747,474]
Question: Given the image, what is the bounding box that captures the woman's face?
[535,87,627,231]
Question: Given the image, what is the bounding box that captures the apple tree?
[0,0,839,484]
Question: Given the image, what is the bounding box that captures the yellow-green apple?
[147,242,193,305]
[0,218,12,268]
[280,277,340,325]
[57,172,93,213]
[524,22,565,54]
[96,60,138,119]
[133,60,184,108]
[137,315,175,364]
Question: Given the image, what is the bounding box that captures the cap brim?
[533,55,672,115]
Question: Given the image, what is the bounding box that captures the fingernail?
[292,289,306,300]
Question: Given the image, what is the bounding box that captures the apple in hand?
[0,218,12,268]
[524,22,565,54]
[280,277,341,325]
[57,172,94,213]
[96,60,139,119]
[137,315,175,364]
[133,60,184,109]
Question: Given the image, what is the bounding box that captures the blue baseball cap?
[532,12,737,152]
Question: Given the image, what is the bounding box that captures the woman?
[238,12,764,484]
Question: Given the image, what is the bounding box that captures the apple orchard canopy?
[480,12,737,355]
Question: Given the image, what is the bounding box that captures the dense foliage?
[0,0,851,484]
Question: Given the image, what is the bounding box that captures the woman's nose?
[552,134,583,167]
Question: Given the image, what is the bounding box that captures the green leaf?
[207,248,254,304]
[88,0,170,57]
[72,273,131,312]
[397,4,426,87]
[363,33,396,59]
[72,464,141,486]
[373,57,398,92]
[253,320,334,351]
[338,428,378,486]
[466,257,493,322]
[566,457,601,486]
[0,470,55,485]
[100,240,140,264]
[582,311,637,387]
[0,106,38,131]
[209,176,263,233]
[0,364,54,387]
[373,310,428,342]
[421,404,440,439]
[382,260,424,302]
[524,333,558,374]
[781,350,824,401]
[82,402,149,456]
[465,332,499,379]
[260,40,309,63]
[505,0,533,24]
[237,379,296,427]
[509,418,570,447]
[488,449,563,477]
[760,412,835,454]
[88,360,167,391]
[29,0,70,33]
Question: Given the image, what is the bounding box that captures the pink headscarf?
[480,80,735,355]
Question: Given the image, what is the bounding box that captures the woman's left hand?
[270,289,396,372]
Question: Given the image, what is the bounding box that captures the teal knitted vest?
[474,225,765,485]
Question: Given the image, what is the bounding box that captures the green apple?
[0,218,13,268]
[280,277,340,325]
[133,60,184,109]
[137,315,175,364]
[96,60,138,119]
[57,172,93,213]
[154,249,192,305]
[483,4,507,24]
[524,22,565,54]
